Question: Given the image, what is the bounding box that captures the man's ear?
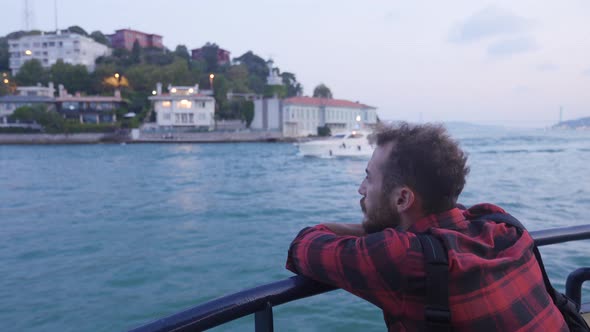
[391,186,415,213]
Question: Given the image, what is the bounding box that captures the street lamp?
[114,73,120,79]
[3,79,8,84]
[209,73,215,90]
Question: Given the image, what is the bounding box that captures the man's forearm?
[321,223,366,237]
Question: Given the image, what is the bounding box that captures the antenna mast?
[54,0,59,32]
[24,0,31,30]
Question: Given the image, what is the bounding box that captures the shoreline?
[0,132,300,145]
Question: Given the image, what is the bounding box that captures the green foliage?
[174,45,190,61]
[9,105,65,132]
[235,51,268,79]
[281,72,303,97]
[0,29,307,123]
[15,59,49,86]
[67,25,88,36]
[0,126,41,133]
[0,37,9,72]
[50,60,90,93]
[90,31,109,46]
[264,84,287,98]
[131,40,142,65]
[226,65,250,93]
[313,83,333,98]
[200,42,220,73]
[317,125,332,137]
[242,101,254,127]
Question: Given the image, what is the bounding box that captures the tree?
[201,42,220,73]
[131,40,142,64]
[67,25,89,36]
[174,45,190,61]
[50,60,91,93]
[226,64,250,93]
[0,37,9,72]
[9,105,64,132]
[234,51,268,81]
[242,101,254,127]
[15,59,48,86]
[313,83,333,98]
[90,31,109,46]
[317,125,332,137]
[281,72,303,97]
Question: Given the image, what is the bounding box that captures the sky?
[1,0,590,127]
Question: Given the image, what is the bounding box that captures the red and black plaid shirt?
[286,203,568,331]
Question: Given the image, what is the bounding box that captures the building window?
[49,42,55,47]
[163,113,171,120]
[181,114,188,123]
[189,114,194,123]
[178,100,192,109]
[161,101,171,108]
[174,114,180,123]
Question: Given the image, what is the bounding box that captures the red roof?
[283,96,375,109]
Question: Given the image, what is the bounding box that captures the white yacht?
[296,131,374,158]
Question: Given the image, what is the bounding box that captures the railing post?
[255,302,274,332]
[566,267,590,306]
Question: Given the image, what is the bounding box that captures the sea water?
[1,125,589,331]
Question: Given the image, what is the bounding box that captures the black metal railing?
[129,224,590,332]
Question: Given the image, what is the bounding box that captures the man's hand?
[322,223,366,237]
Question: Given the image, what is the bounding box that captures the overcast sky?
[2,0,590,127]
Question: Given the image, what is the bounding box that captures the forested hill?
[0,26,304,122]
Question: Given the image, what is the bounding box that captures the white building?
[0,83,56,124]
[253,96,378,137]
[149,83,216,130]
[8,32,111,75]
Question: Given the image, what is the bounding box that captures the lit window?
[162,101,171,108]
[178,100,192,109]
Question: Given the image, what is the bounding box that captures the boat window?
[333,134,346,138]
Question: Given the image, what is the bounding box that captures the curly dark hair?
[371,122,470,214]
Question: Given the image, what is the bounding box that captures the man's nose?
[358,180,366,195]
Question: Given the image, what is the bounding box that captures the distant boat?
[296,131,374,157]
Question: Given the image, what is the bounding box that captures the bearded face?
[359,144,403,234]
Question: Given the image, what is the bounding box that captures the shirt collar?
[406,207,467,233]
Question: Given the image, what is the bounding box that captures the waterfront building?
[8,32,111,75]
[55,86,124,124]
[149,83,216,130]
[0,83,56,125]
[107,29,163,50]
[191,45,231,66]
[253,96,377,137]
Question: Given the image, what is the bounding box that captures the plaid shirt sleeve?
[286,224,416,312]
[286,209,569,331]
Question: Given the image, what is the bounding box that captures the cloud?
[537,63,559,71]
[487,37,538,57]
[449,6,529,44]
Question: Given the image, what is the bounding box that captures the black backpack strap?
[417,233,452,332]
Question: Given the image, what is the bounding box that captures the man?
[286,123,567,331]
